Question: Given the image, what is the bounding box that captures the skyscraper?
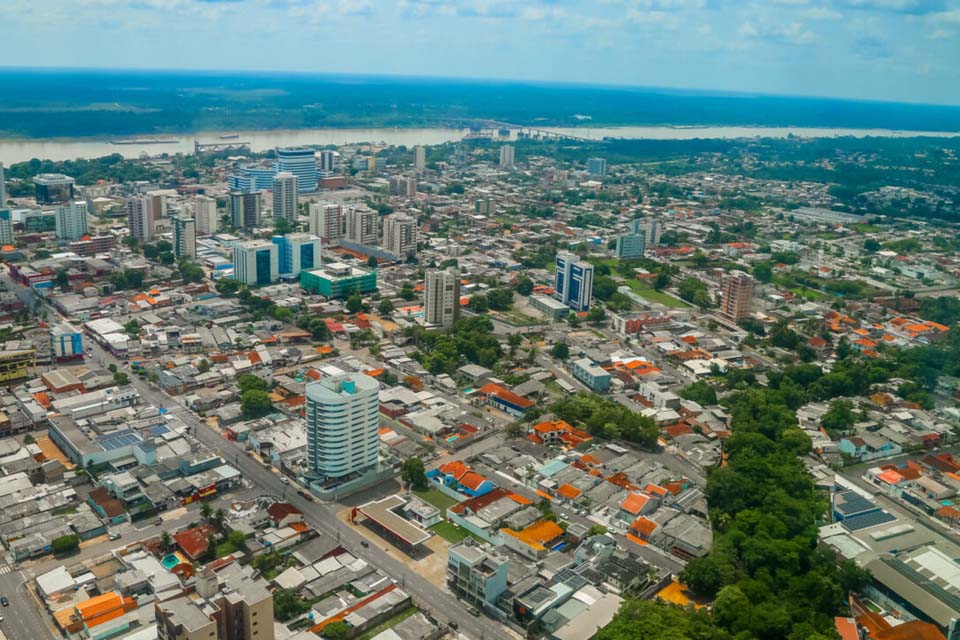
[389,176,417,198]
[638,219,661,247]
[720,272,754,322]
[126,196,153,242]
[344,206,378,246]
[383,212,417,259]
[193,196,218,236]
[308,202,342,245]
[172,216,196,260]
[272,232,322,277]
[587,157,608,177]
[554,252,594,311]
[305,373,380,482]
[229,191,262,230]
[0,209,13,245]
[414,145,426,173]
[424,268,460,328]
[233,240,278,286]
[146,191,168,221]
[276,147,317,193]
[318,150,336,174]
[499,145,515,168]
[33,173,75,204]
[272,171,298,224]
[0,162,6,205]
[616,227,646,259]
[54,201,89,241]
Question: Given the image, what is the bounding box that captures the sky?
[2,0,960,105]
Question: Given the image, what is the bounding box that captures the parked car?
[1,596,8,606]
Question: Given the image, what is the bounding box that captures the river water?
[1,125,958,165]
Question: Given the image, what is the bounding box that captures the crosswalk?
[0,563,14,575]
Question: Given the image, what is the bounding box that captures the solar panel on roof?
[99,430,142,450]
[841,510,896,532]
[835,491,876,516]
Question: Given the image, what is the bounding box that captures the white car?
[280,477,290,485]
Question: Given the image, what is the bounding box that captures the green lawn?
[789,287,830,301]
[624,280,691,308]
[413,488,459,513]
[430,521,474,543]
[852,224,884,234]
[355,607,420,640]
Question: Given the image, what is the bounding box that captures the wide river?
[1,125,959,165]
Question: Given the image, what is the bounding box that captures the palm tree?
[160,530,173,552]
[200,501,213,521]
[213,508,226,533]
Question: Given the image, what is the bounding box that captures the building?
[54,201,89,241]
[616,227,646,259]
[318,150,336,174]
[0,209,12,245]
[414,145,426,173]
[228,164,277,192]
[272,232,321,277]
[194,195,218,235]
[172,216,197,260]
[554,252,594,311]
[233,240,279,286]
[272,171,298,224]
[571,358,612,392]
[389,176,417,198]
[383,213,417,259]
[639,219,661,247]
[587,157,608,177]
[308,202,342,245]
[51,322,83,362]
[720,271,754,322]
[447,539,510,610]
[69,234,115,256]
[499,145,515,169]
[126,196,153,242]
[344,206,378,246]
[146,191,168,221]
[475,198,495,215]
[276,147,317,193]
[424,268,460,328]
[33,173,75,204]
[300,263,377,299]
[305,373,380,482]
[156,564,274,640]
[0,162,5,205]
[229,191,262,230]
[529,294,570,320]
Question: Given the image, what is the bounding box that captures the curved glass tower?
[305,373,380,483]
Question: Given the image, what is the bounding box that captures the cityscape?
[0,4,959,637]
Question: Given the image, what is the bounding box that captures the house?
[173,523,219,561]
[427,460,496,498]
[267,502,304,528]
[839,433,902,462]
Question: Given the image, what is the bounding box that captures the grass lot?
[789,287,830,301]
[624,280,691,308]
[355,606,420,640]
[852,224,884,234]
[413,488,459,514]
[495,309,546,327]
[430,521,476,543]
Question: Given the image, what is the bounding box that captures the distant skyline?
[2,0,959,105]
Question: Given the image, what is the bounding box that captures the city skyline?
[1,0,959,105]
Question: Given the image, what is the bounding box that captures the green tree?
[367,255,379,269]
[51,534,80,555]
[821,398,856,435]
[400,457,428,490]
[399,282,416,301]
[322,621,352,640]
[753,261,774,284]
[377,299,395,316]
[55,269,70,290]
[587,305,607,325]
[197,359,211,374]
[273,216,293,235]
[514,275,534,296]
[241,390,273,419]
[113,372,130,385]
[346,292,364,314]
[679,380,718,406]
[237,374,269,393]
[201,500,213,521]
[274,588,311,622]
[486,288,514,311]
[468,294,489,313]
[551,342,570,361]
[160,530,173,552]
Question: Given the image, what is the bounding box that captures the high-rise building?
[54,201,89,241]
[0,209,13,245]
[383,213,417,259]
[318,150,336,174]
[554,252,594,311]
[146,191,168,221]
[308,202,342,245]
[272,232,322,277]
[720,272,754,322]
[51,322,84,362]
[193,196,218,236]
[305,373,380,482]
[424,268,460,328]
[0,162,6,205]
[33,173,75,204]
[344,206,378,246]
[616,228,646,259]
[499,145,515,168]
[300,263,377,299]
[233,240,278,286]
[229,191,262,230]
[227,164,277,192]
[587,157,608,177]
[126,196,153,242]
[475,198,495,215]
[172,216,196,260]
[637,219,661,247]
[156,563,274,640]
[389,176,417,198]
[414,145,426,173]
[272,172,298,224]
[276,147,317,193]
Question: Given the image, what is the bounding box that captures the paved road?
[0,565,51,640]
[81,323,512,640]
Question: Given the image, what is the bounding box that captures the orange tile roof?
[501,519,564,549]
[508,493,533,505]
[630,516,658,538]
[556,484,582,500]
[534,489,552,501]
[877,469,904,484]
[458,471,489,491]
[620,492,650,515]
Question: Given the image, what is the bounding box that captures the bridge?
[194,139,252,153]
[477,120,600,143]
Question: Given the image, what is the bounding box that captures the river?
[1,125,958,165]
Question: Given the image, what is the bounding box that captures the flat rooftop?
[357,495,431,547]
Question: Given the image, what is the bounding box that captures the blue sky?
[3,0,960,104]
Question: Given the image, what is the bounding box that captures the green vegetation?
[679,381,718,406]
[215,530,248,558]
[551,393,659,450]
[274,588,313,622]
[413,488,458,513]
[919,296,960,326]
[241,390,274,419]
[353,606,420,640]
[407,316,502,374]
[624,280,691,308]
[677,277,713,308]
[51,534,80,555]
[400,457,428,490]
[430,521,476,543]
